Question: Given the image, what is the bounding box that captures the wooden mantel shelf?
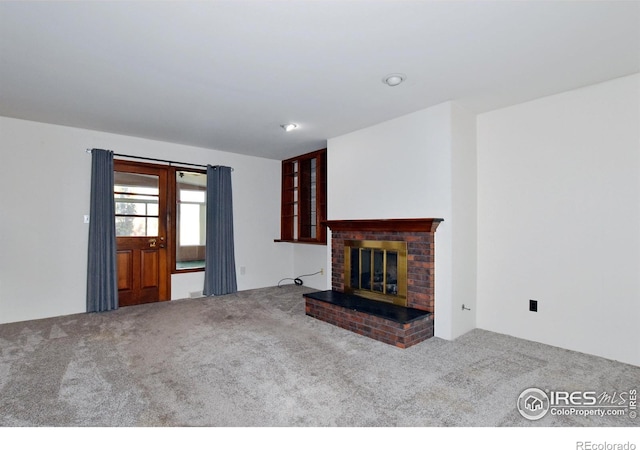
[323,218,443,233]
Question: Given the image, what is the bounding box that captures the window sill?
[274,239,326,246]
[172,267,205,275]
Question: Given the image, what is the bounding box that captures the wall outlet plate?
[529,299,538,312]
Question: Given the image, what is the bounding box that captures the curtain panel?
[203,165,238,296]
[86,149,118,312]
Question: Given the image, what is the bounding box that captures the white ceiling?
[1,1,638,160]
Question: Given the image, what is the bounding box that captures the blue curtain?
[86,149,118,312]
[203,165,237,296]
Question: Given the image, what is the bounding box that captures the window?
[114,172,160,237]
[278,148,327,244]
[174,170,207,271]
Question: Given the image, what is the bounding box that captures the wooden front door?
[114,161,170,307]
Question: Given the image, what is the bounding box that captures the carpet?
[0,285,638,427]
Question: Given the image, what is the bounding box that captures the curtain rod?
[86,148,233,171]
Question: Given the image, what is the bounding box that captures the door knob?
[148,238,157,248]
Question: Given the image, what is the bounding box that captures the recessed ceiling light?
[382,73,406,87]
[281,123,299,132]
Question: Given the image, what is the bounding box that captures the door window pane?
[114,172,159,237]
[115,217,158,237]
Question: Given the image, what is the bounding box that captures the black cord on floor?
[277,270,323,287]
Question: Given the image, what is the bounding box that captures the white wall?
[328,104,452,219]
[291,244,328,290]
[0,117,292,324]
[328,102,475,340]
[451,103,478,338]
[476,73,640,366]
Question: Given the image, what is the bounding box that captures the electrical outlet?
[529,299,538,312]
[320,268,324,275]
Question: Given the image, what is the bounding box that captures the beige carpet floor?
[0,285,638,427]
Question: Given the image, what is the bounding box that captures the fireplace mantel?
[324,218,443,233]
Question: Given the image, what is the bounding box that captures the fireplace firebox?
[345,239,407,306]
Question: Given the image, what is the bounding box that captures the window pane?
[179,204,201,245]
[176,171,206,270]
[299,157,313,238]
[114,172,160,237]
[115,200,157,216]
[114,172,159,195]
[180,190,205,203]
[147,218,158,236]
[116,216,158,237]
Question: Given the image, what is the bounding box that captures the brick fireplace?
[304,218,443,348]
